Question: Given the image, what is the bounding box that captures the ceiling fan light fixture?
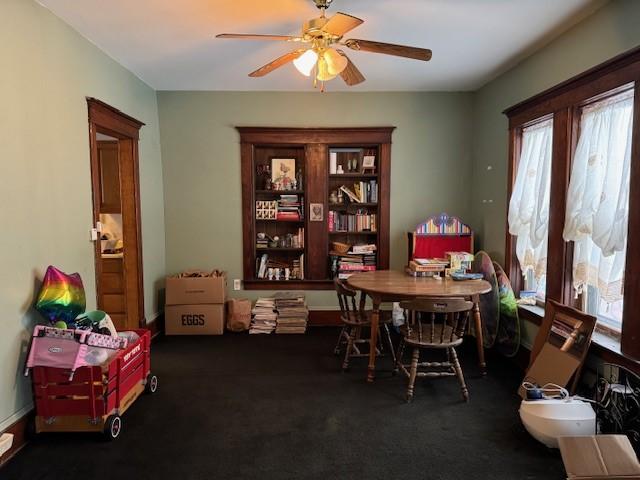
[323,48,348,75]
[316,56,337,81]
[293,49,318,76]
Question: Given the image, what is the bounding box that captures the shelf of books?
[252,147,307,285]
[328,147,382,281]
[239,127,392,290]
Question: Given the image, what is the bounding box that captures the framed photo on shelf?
[310,203,323,222]
[271,158,296,188]
[362,155,376,173]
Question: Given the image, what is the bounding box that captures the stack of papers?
[274,292,309,334]
[250,297,277,334]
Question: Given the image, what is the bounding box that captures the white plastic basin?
[519,399,596,448]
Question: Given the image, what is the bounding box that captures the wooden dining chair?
[396,297,473,402]
[334,278,396,370]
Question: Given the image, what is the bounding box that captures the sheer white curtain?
[563,92,634,304]
[508,119,553,283]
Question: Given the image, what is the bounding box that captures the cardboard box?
[165,304,225,335]
[518,343,581,398]
[166,275,226,305]
[559,435,640,479]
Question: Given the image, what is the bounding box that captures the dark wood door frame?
[87,98,146,327]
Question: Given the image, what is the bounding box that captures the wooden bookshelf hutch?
[238,127,394,290]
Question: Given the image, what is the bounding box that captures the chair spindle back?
[400,297,473,346]
[334,278,359,321]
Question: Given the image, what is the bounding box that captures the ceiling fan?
[216,0,432,90]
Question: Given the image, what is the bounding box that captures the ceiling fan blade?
[249,50,304,77]
[336,51,365,86]
[322,12,364,37]
[345,39,432,61]
[216,33,300,41]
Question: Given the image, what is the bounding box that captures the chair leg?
[334,325,347,355]
[342,326,357,371]
[382,324,396,365]
[394,336,405,375]
[406,348,420,402]
[450,347,469,402]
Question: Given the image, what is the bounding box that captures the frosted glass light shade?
[324,48,348,75]
[293,49,318,77]
[316,57,337,81]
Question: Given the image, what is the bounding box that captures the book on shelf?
[351,243,377,254]
[330,245,377,279]
[328,210,377,232]
[275,194,303,221]
[338,181,378,204]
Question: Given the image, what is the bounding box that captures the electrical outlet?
[233,279,242,291]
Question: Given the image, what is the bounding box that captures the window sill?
[516,305,640,373]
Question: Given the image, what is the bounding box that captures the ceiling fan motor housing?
[303,17,331,39]
[314,0,333,10]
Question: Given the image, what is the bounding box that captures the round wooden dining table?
[346,270,492,382]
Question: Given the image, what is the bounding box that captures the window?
[504,46,640,359]
[563,91,634,330]
[508,119,553,301]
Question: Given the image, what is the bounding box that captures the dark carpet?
[3,328,565,480]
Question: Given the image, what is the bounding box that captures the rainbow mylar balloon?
[35,266,86,324]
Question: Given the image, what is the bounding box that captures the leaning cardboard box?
[165,270,227,335]
[559,435,640,479]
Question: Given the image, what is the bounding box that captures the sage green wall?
[157,91,473,307]
[471,0,640,264]
[0,0,166,430]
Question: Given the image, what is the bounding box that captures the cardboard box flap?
[519,343,581,398]
[166,274,227,305]
[559,435,640,479]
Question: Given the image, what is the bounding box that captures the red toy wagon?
[28,329,158,440]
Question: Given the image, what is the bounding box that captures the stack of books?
[250,298,277,334]
[274,292,308,334]
[256,236,269,249]
[276,194,302,221]
[328,210,377,232]
[407,258,448,277]
[330,244,377,279]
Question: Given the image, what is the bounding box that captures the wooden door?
[88,99,145,330]
[97,141,121,213]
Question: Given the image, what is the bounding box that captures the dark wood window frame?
[503,46,640,361]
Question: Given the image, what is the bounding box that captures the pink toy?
[25,326,127,380]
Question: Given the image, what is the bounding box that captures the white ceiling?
[38,0,605,91]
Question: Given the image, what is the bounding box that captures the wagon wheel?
[104,415,122,441]
[145,374,158,394]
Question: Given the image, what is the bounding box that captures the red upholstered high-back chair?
[407,213,474,263]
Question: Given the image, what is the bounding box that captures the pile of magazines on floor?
[274,292,308,334]
[249,297,277,334]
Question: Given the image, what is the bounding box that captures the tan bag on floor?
[227,299,251,332]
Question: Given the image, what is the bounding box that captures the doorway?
[87,98,145,330]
